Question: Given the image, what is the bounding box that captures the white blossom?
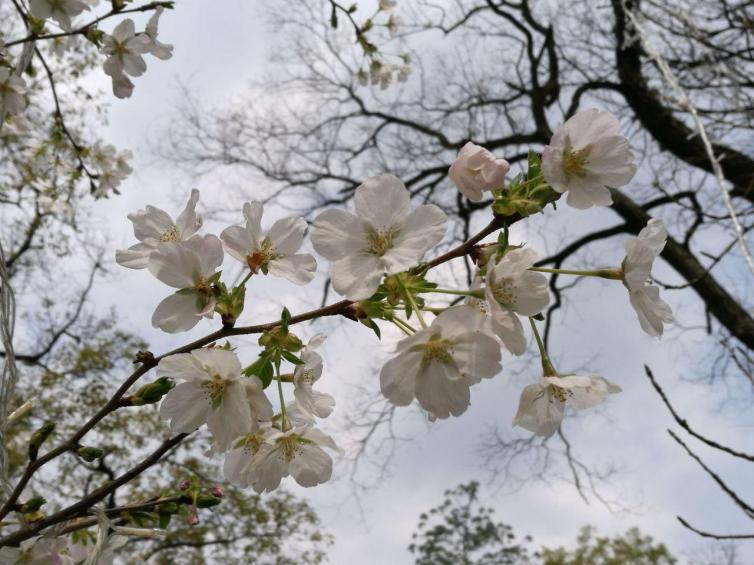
[158,348,264,453]
[379,0,397,10]
[380,305,502,419]
[148,234,223,333]
[513,375,621,437]
[90,143,133,196]
[623,218,673,336]
[50,35,79,57]
[542,109,636,209]
[0,536,71,565]
[144,7,174,60]
[29,0,92,30]
[220,201,317,285]
[225,425,341,492]
[0,68,27,118]
[449,142,510,201]
[293,335,334,419]
[116,189,202,269]
[387,14,400,37]
[484,248,549,355]
[101,19,151,98]
[312,174,447,300]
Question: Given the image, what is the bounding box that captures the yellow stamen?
[562,146,591,177]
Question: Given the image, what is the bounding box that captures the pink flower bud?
[211,485,224,498]
[178,479,190,491]
[187,506,199,526]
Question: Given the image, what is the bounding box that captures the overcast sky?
[81,1,754,563]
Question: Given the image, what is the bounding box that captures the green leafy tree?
[541,526,676,565]
[410,483,678,565]
[409,482,534,565]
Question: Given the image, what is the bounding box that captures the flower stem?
[422,306,448,315]
[239,271,254,287]
[398,279,428,328]
[528,267,624,280]
[528,317,557,377]
[274,362,288,431]
[391,319,412,336]
[427,288,485,298]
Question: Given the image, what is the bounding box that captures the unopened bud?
[187,506,199,526]
[258,327,302,353]
[85,28,104,46]
[28,422,55,461]
[18,495,46,514]
[129,377,174,406]
[211,485,224,498]
[76,446,104,462]
[134,350,155,364]
[178,479,190,491]
[196,494,222,508]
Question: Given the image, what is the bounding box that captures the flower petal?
[311,209,367,261]
[160,381,210,433]
[383,204,447,273]
[268,254,317,285]
[152,292,202,333]
[268,216,307,255]
[380,351,420,406]
[329,253,384,300]
[353,174,410,229]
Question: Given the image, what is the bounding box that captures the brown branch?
[668,430,754,520]
[677,516,754,540]
[0,434,187,547]
[645,365,754,462]
[0,215,513,542]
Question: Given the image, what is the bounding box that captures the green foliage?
[409,482,534,565]
[492,152,560,218]
[4,314,332,562]
[411,483,679,565]
[541,526,677,565]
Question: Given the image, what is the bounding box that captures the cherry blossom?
[484,248,549,355]
[622,218,674,336]
[293,335,334,419]
[148,234,222,333]
[116,189,202,270]
[144,7,174,60]
[225,425,342,492]
[223,427,271,489]
[311,174,447,300]
[449,142,510,201]
[380,305,502,419]
[542,109,636,209]
[90,143,133,196]
[0,535,70,564]
[29,0,92,30]
[158,348,256,453]
[101,19,152,98]
[220,201,317,285]
[513,375,621,437]
[0,68,27,118]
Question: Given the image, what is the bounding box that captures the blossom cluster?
[14,1,174,102]
[113,108,673,496]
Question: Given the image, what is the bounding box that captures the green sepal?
[196,494,222,508]
[281,351,304,366]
